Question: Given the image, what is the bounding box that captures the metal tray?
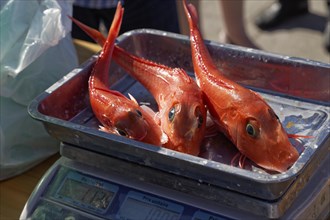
[28,29,330,200]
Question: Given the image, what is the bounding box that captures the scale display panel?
[54,171,118,214]
[28,165,228,220]
[192,210,226,220]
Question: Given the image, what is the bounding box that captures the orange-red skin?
[183,0,299,172]
[88,3,164,146]
[113,47,206,155]
[70,12,206,155]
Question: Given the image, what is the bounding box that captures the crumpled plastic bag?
[0,0,78,180]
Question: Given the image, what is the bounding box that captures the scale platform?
[24,29,330,219]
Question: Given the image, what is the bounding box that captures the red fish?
[70,16,206,156]
[183,0,299,172]
[88,2,165,146]
[113,48,206,155]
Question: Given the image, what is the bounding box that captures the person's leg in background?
[254,0,308,29]
[255,0,330,53]
[324,0,330,52]
[219,0,259,49]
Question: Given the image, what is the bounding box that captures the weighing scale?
[21,29,330,219]
[20,142,329,220]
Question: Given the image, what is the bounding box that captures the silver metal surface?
[28,29,330,201]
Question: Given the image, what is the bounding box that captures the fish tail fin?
[106,2,124,46]
[68,16,106,46]
[183,0,199,27]
[90,2,123,87]
[183,0,220,76]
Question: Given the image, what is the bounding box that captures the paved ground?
[192,0,330,64]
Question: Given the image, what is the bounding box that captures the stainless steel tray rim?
[123,29,330,67]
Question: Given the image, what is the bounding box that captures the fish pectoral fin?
[160,132,169,145]
[140,105,155,116]
[140,105,161,125]
[99,125,116,134]
[128,93,139,105]
[99,126,108,132]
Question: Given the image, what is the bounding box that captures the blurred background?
[178,0,330,63]
[191,0,329,64]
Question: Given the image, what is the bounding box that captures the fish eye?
[168,106,176,122]
[117,128,128,137]
[246,123,257,138]
[197,114,204,128]
[135,109,142,117]
[195,107,204,128]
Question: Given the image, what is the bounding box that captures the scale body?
[21,142,329,220]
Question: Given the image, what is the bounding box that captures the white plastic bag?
[0,0,78,180]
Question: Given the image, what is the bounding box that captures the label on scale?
[117,191,184,219]
[192,210,227,220]
[54,171,119,214]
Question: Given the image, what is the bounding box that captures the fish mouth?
[136,132,147,141]
[260,149,299,173]
[241,141,300,173]
[164,139,200,156]
[276,150,299,172]
[124,120,148,141]
[125,129,147,141]
[135,120,149,141]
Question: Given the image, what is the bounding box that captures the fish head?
[234,100,299,173]
[161,93,207,156]
[104,103,148,141]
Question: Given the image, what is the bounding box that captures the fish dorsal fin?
[128,93,138,105]
[94,86,127,99]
